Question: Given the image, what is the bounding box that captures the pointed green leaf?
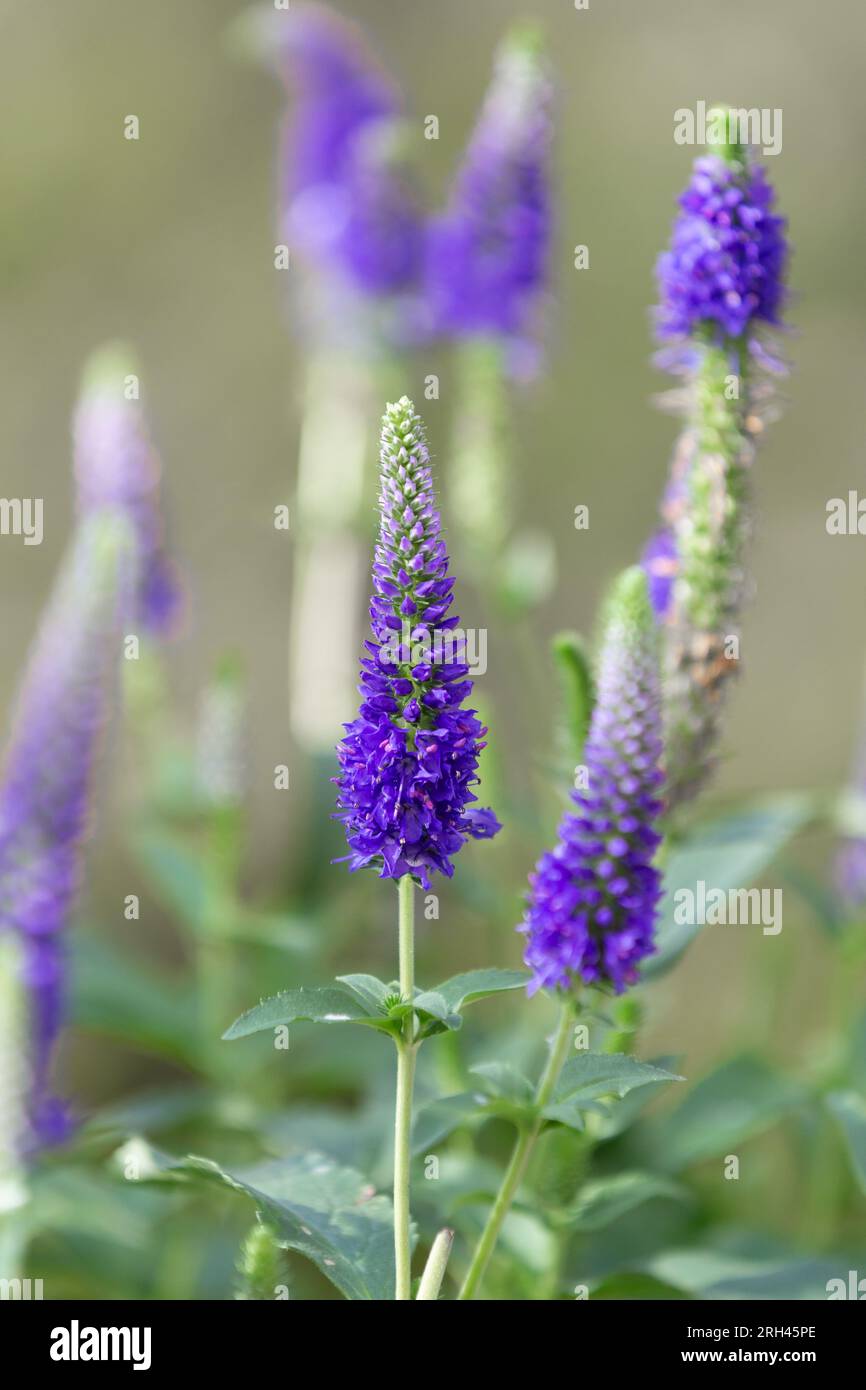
[335,974,393,1014]
[469,1061,535,1104]
[564,1171,686,1231]
[223,986,396,1040]
[543,1053,682,1131]
[552,630,595,771]
[115,1141,400,1301]
[426,969,529,1014]
[411,1093,482,1155]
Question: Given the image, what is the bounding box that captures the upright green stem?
[458,997,575,1300]
[393,875,417,1300]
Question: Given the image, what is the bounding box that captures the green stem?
[393,875,417,1300]
[458,997,575,1300]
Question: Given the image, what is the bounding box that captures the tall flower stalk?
[269,6,425,752]
[429,26,552,602]
[0,514,132,1148]
[0,346,175,1153]
[459,567,664,1298]
[644,110,788,812]
[335,397,499,1296]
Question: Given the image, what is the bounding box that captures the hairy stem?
[393,875,417,1300]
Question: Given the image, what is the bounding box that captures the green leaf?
[542,1053,683,1131]
[594,1054,684,1140]
[552,630,595,771]
[643,1248,851,1301]
[115,1141,400,1301]
[564,1171,686,1232]
[425,969,529,1014]
[646,794,812,978]
[130,827,208,927]
[469,1061,535,1104]
[408,991,463,1036]
[828,1090,866,1193]
[71,935,201,1067]
[651,1056,805,1171]
[411,1093,482,1155]
[335,974,393,1013]
[223,986,397,1041]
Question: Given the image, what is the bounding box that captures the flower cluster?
[520,568,664,994]
[645,130,789,810]
[427,29,552,360]
[655,151,787,345]
[0,349,177,1149]
[0,517,131,1146]
[277,5,423,299]
[73,344,182,636]
[334,398,500,888]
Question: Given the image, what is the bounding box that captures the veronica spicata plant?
[643,108,789,812]
[224,397,520,1301]
[455,566,669,1298]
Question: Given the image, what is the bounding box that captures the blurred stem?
[198,805,242,1072]
[449,338,510,574]
[458,996,575,1300]
[394,875,417,1300]
[288,351,382,757]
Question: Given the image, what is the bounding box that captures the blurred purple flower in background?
[74,344,182,637]
[0,517,130,1146]
[427,27,552,372]
[520,568,664,994]
[0,348,177,1149]
[275,4,424,306]
[334,397,500,889]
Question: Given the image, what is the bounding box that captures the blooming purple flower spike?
[655,152,787,346]
[520,568,664,994]
[276,4,423,298]
[73,344,182,636]
[334,397,500,889]
[426,28,552,363]
[644,122,790,811]
[0,516,131,1147]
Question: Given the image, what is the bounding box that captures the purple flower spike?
[426,27,552,363]
[74,344,182,636]
[277,5,423,298]
[520,568,664,995]
[0,516,132,1147]
[334,397,500,889]
[655,151,787,346]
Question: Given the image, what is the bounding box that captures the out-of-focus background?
[1,0,864,1188]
